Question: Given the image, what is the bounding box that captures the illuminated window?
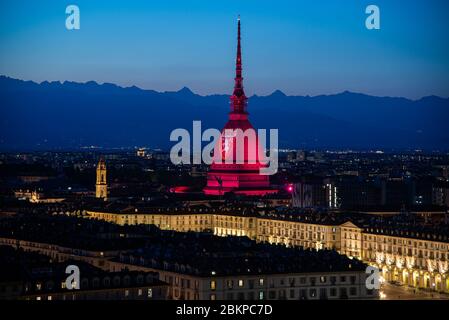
[210,294,216,300]
[210,280,216,290]
[259,278,264,286]
[309,289,317,298]
[238,280,244,287]
[147,288,153,298]
[36,297,41,301]
[47,296,52,301]
[138,289,142,296]
[259,291,264,300]
[125,290,129,297]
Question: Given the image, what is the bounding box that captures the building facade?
[107,259,375,300]
[86,209,449,294]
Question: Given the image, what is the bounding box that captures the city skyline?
[1,1,449,306]
[1,0,449,99]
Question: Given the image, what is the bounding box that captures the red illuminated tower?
[204,17,276,196]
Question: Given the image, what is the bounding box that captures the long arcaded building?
[85,207,449,294]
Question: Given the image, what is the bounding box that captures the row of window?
[210,286,369,300]
[259,221,329,233]
[364,236,448,251]
[364,246,448,259]
[210,275,358,290]
[260,229,326,240]
[32,288,154,301]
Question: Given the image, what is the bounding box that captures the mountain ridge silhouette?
[1,75,448,150]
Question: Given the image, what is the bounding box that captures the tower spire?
[203,17,273,197]
[231,15,247,116]
[236,15,242,81]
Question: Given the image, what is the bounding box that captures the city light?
[0,1,448,307]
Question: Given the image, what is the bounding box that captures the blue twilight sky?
[0,0,448,99]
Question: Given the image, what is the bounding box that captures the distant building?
[136,148,147,157]
[287,150,306,163]
[432,184,449,207]
[333,176,384,209]
[17,175,52,184]
[13,189,65,204]
[292,177,328,208]
[14,189,37,201]
[292,182,311,208]
[95,158,108,200]
[0,246,167,301]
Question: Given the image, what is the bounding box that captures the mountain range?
[1,75,448,151]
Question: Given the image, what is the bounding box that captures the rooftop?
[0,246,166,295]
[117,232,367,277]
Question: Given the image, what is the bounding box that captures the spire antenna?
[231,16,247,115]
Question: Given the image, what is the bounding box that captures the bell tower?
[96,158,108,200]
